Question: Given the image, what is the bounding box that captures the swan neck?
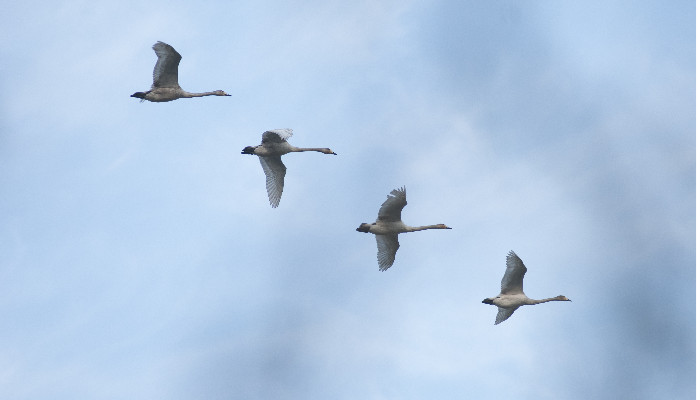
[291,147,335,154]
[183,91,218,98]
[528,296,567,305]
[406,224,449,232]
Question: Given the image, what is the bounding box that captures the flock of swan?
[131,41,570,325]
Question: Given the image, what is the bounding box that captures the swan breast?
[255,141,293,157]
[492,294,528,308]
[368,221,409,235]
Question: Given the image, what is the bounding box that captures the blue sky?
[0,1,695,399]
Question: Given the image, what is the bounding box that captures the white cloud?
[0,1,693,399]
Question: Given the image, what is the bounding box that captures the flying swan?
[482,250,571,325]
[131,41,231,102]
[242,129,336,208]
[356,186,451,271]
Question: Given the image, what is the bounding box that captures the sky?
[0,1,695,399]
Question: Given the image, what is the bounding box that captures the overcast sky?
[0,1,695,399]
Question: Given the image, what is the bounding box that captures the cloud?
[0,1,693,399]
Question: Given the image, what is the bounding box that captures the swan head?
[214,90,231,96]
[482,298,495,305]
[131,92,147,100]
[241,146,256,155]
[436,224,451,229]
[356,223,372,233]
[322,148,337,155]
[555,295,571,301]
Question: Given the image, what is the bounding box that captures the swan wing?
[377,186,407,222]
[152,41,182,89]
[376,234,400,271]
[500,250,527,295]
[262,129,293,144]
[258,155,286,208]
[495,307,517,325]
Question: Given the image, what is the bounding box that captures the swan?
[242,129,336,208]
[482,250,571,325]
[356,186,451,271]
[131,41,231,102]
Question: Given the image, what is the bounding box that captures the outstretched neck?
[526,295,571,305]
[183,90,230,98]
[405,224,451,232]
[290,147,337,155]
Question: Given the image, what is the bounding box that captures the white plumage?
[131,41,231,102]
[242,129,336,208]
[482,251,571,324]
[356,187,451,271]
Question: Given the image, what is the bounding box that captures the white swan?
[356,186,451,271]
[242,129,336,208]
[482,250,571,325]
[131,41,231,102]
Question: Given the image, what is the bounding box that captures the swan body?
[131,41,231,102]
[242,129,336,208]
[482,250,571,324]
[356,186,451,271]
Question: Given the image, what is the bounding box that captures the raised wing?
[377,186,407,222]
[152,41,182,89]
[376,234,400,271]
[258,156,286,208]
[495,306,518,325]
[262,129,293,144]
[500,250,527,295]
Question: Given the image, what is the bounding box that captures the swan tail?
[241,146,256,155]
